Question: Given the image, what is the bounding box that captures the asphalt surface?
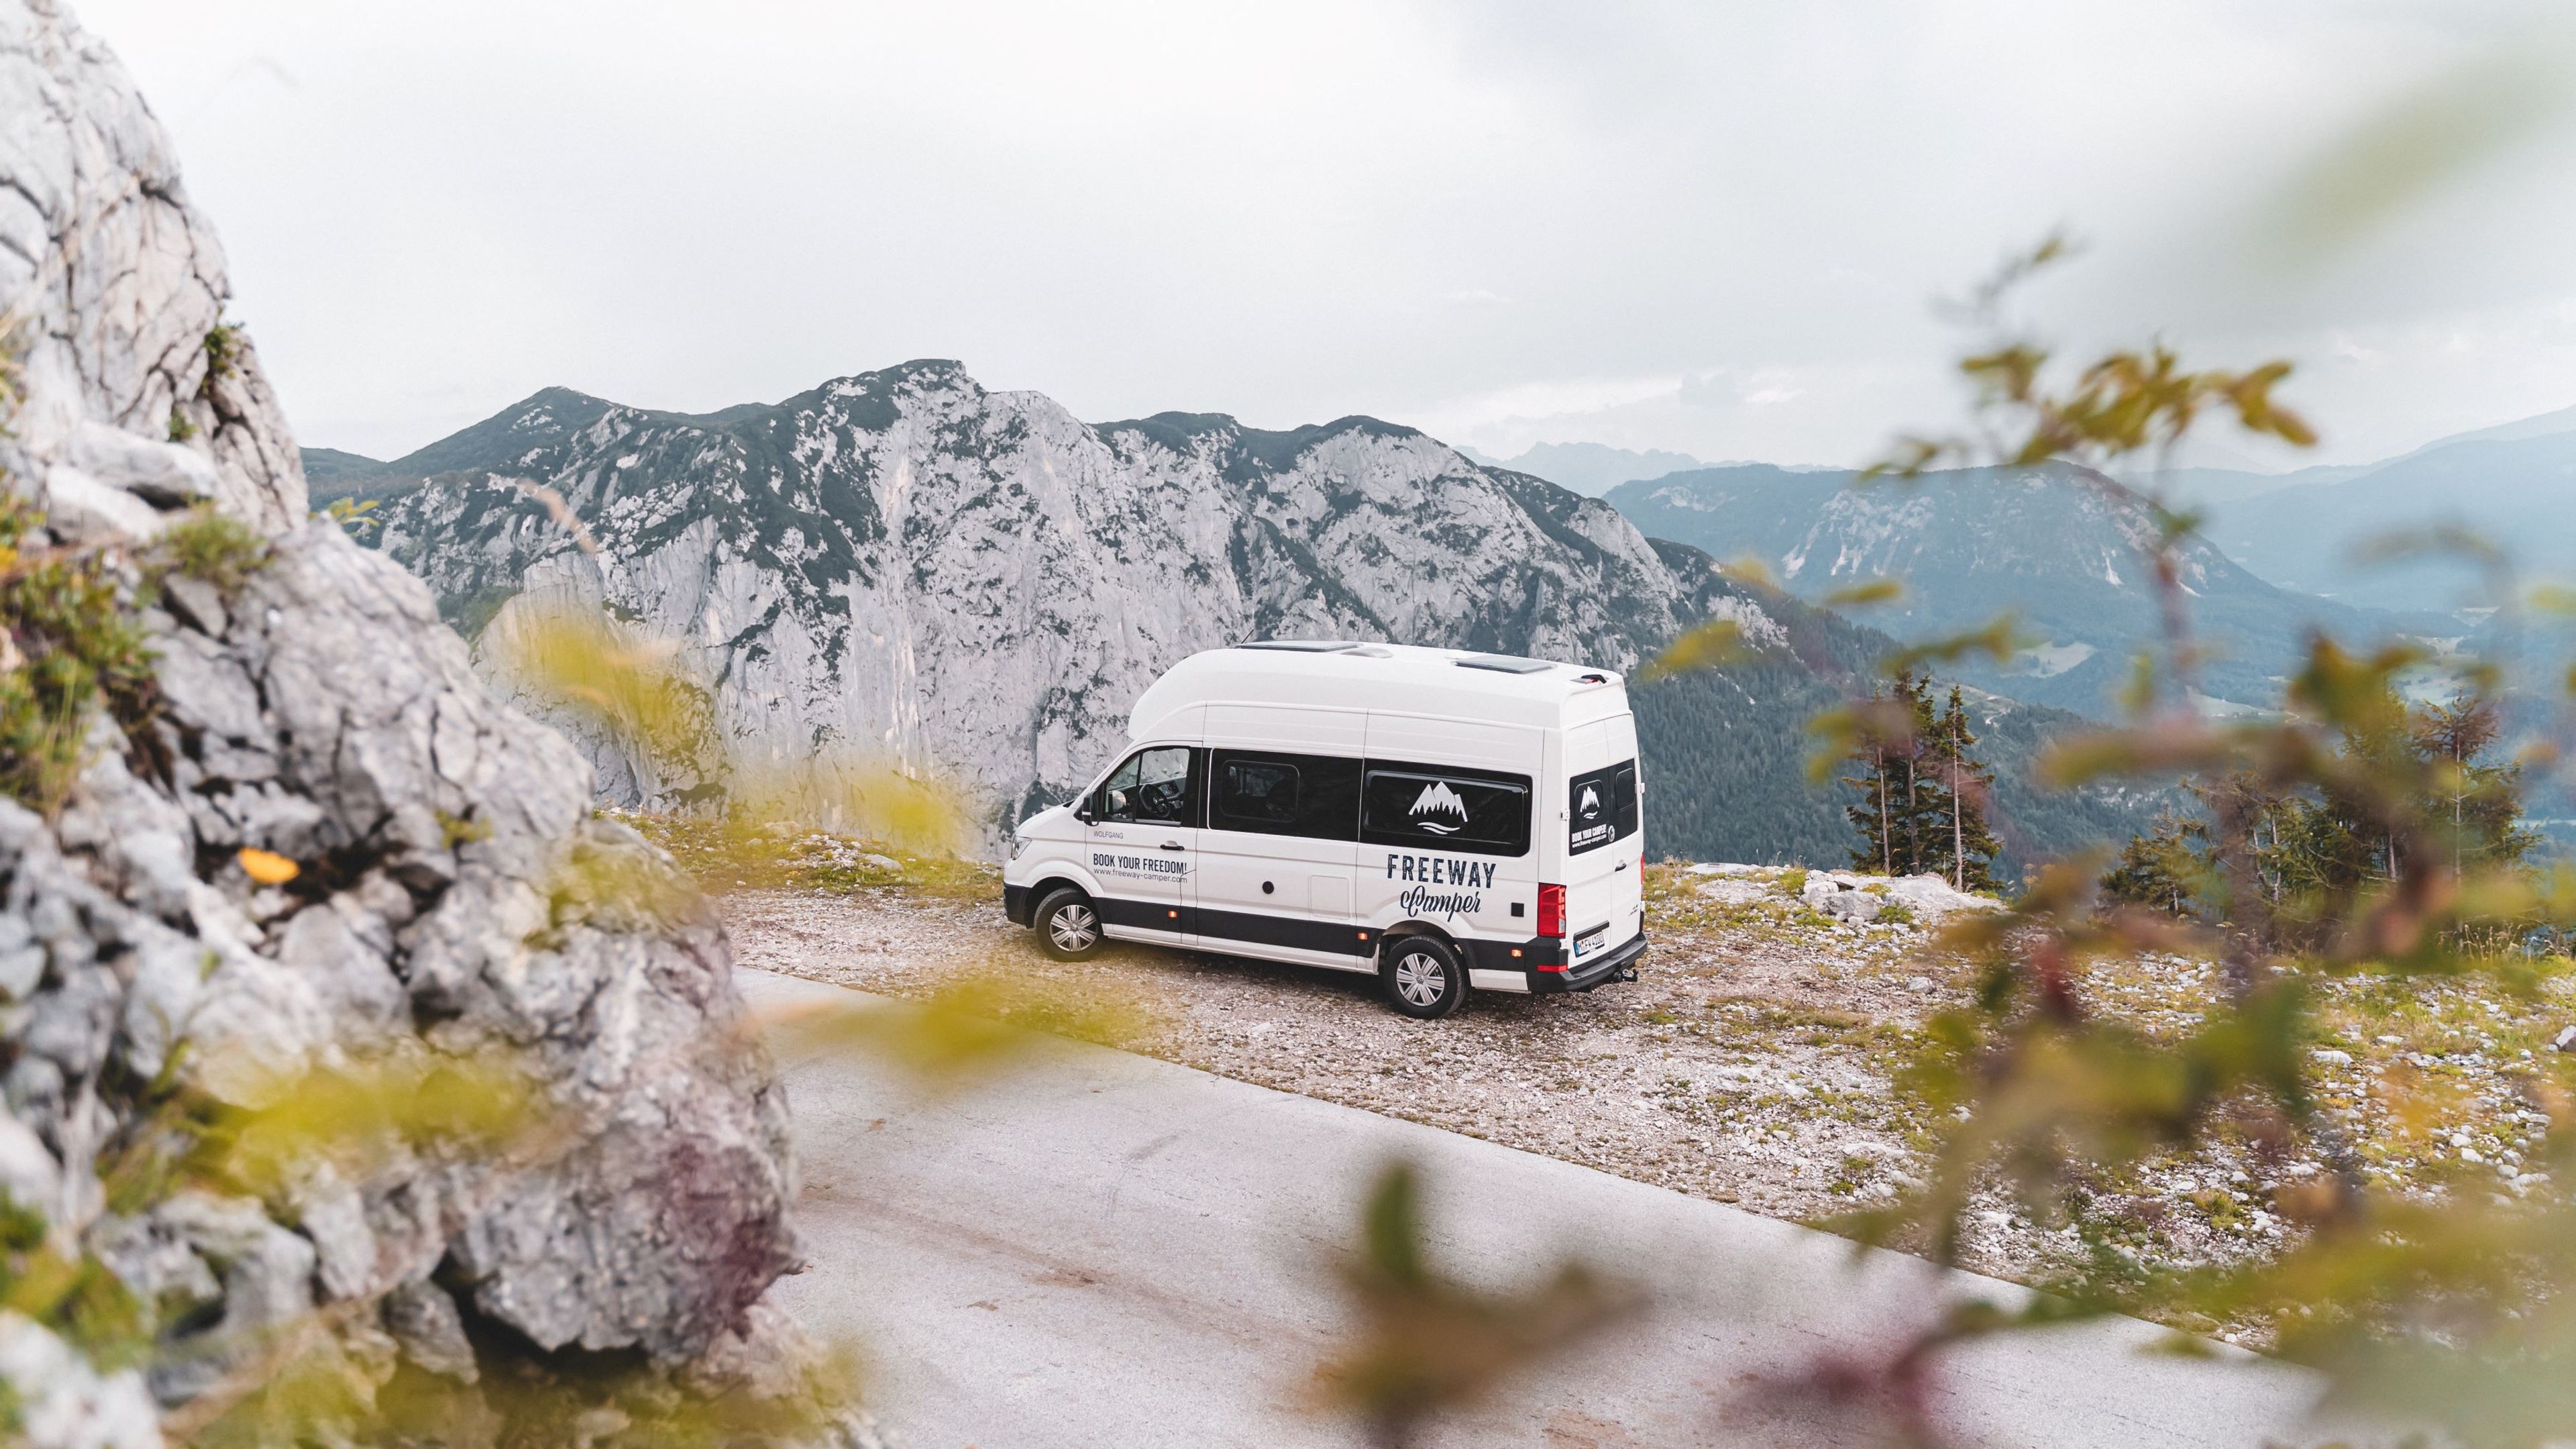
[743,969,2369,1449]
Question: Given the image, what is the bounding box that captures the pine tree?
[1843,736,1896,874]
[1923,684,2002,890]
[1843,670,1974,878]
[2100,809,2206,916]
[1896,671,1935,874]
[2409,692,2541,871]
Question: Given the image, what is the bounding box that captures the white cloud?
[66,0,2576,466]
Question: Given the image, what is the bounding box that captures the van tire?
[1032,888,1104,961]
[1381,936,1467,1019]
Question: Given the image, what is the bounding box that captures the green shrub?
[152,504,269,597]
[0,498,157,812]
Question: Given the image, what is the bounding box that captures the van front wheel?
[1382,936,1467,1019]
[1033,888,1104,961]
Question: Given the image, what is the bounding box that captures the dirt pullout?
[721,882,1949,1230]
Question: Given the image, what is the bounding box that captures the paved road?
[744,969,2367,1448]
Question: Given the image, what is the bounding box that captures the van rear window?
[1209,750,1360,840]
[1360,764,1531,857]
[1568,759,1640,854]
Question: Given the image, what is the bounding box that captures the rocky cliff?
[368,370,1782,825]
[0,5,834,1444]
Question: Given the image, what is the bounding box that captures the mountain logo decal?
[1409,781,1469,835]
[1578,784,1601,820]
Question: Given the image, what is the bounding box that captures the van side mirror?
[1074,803,1096,824]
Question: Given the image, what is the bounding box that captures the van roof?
[1129,642,1629,739]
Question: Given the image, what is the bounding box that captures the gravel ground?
[723,869,1969,1240]
[707,840,2576,1345]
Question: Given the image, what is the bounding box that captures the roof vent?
[1238,640,1356,653]
[1455,655,1554,675]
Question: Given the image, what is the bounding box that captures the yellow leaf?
[237,847,299,885]
[1823,577,1905,608]
[1635,619,1748,682]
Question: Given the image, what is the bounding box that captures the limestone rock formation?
[367,368,1775,828]
[0,3,839,1443]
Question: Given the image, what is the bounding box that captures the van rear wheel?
[1381,936,1467,1019]
[1033,888,1104,961]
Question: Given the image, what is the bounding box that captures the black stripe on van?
[1095,896,1191,934]
[1193,906,1375,957]
[1095,897,1376,957]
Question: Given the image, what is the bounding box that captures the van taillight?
[1537,883,1565,938]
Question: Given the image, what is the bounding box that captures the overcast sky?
[72,1,2576,469]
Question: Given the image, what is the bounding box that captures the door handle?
[1161,842,1187,851]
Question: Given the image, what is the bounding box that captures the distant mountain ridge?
[1460,440,1717,497]
[348,362,2146,867]
[2200,428,2576,612]
[1605,462,2436,719]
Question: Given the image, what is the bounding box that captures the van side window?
[1568,759,1641,854]
[1097,746,1197,824]
[1359,762,1531,856]
[1210,750,1360,840]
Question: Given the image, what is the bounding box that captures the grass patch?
[0,498,158,812]
[151,504,270,598]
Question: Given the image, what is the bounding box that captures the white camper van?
[1002,642,1648,1018]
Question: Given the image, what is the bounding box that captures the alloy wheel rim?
[1395,951,1445,1006]
[1051,904,1098,951]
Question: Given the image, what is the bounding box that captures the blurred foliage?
[131,1037,892,1447]
[729,755,967,861]
[179,1301,871,1449]
[615,809,996,901]
[2255,32,2576,266]
[495,594,971,869]
[0,1192,146,1376]
[1610,193,2576,1440]
[1823,577,1907,610]
[316,494,380,539]
[1637,616,1748,682]
[1868,237,2314,489]
[1834,265,2576,1444]
[1313,1163,1639,1449]
[490,600,715,775]
[765,965,1155,1092]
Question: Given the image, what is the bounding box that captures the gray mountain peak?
[370,364,1731,833]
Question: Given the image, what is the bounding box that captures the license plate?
[1573,925,1607,959]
